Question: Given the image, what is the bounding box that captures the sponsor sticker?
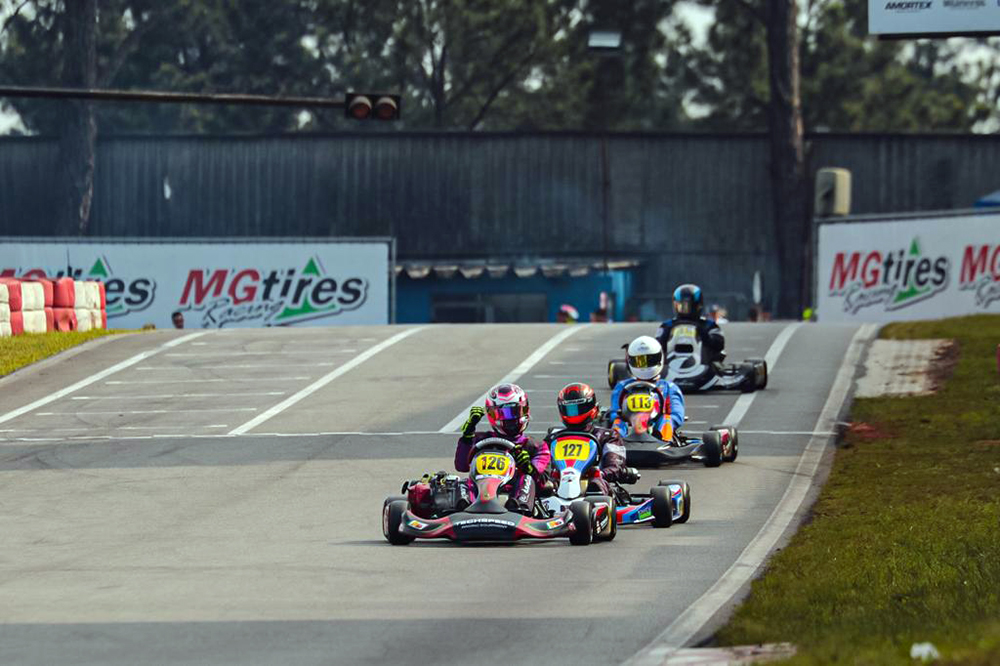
[884,0,932,10]
[546,518,565,529]
[407,519,427,529]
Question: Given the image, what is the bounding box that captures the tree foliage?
[686,0,996,133]
[0,0,996,134]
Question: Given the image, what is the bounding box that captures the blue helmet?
[673,284,703,320]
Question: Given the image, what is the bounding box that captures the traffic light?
[345,93,401,121]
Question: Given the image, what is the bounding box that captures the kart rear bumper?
[625,442,701,466]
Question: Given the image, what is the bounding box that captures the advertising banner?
[817,212,1000,322]
[869,0,1000,36]
[0,239,392,328]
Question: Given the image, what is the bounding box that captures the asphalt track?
[0,322,868,665]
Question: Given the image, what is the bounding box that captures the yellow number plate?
[672,325,697,339]
[626,394,654,412]
[475,453,511,475]
[553,438,593,461]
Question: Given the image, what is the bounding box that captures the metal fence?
[2,131,998,315]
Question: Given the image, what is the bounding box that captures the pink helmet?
[485,383,530,438]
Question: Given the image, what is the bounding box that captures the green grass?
[0,329,132,378]
[715,314,1000,664]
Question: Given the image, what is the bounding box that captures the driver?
[655,283,726,366]
[608,336,685,442]
[545,383,640,492]
[454,383,551,514]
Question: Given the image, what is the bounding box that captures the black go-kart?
[602,380,738,468]
[607,323,767,393]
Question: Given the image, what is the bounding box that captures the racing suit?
[544,424,630,495]
[455,430,551,514]
[608,377,685,443]
[655,317,725,365]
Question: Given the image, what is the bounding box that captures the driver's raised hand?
[462,406,485,438]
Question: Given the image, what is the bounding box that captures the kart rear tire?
[589,495,617,542]
[650,486,673,528]
[657,480,691,524]
[700,431,723,467]
[383,497,414,545]
[570,500,594,545]
[756,360,768,390]
[608,360,628,389]
[738,364,757,393]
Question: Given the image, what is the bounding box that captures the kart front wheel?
[658,480,692,524]
[383,497,414,545]
[569,500,594,545]
[589,495,617,542]
[710,425,739,463]
[700,432,723,467]
[747,358,768,390]
[650,486,673,528]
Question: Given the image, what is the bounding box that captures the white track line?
[625,323,877,666]
[36,408,258,416]
[165,350,356,356]
[107,377,311,385]
[438,326,588,433]
[0,332,207,426]
[137,363,335,370]
[719,323,802,427]
[228,327,426,436]
[72,392,285,400]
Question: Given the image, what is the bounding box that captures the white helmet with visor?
[626,336,663,381]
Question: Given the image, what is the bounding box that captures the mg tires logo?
[177,256,369,327]
[826,237,950,314]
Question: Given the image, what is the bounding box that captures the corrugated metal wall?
[2,132,998,314]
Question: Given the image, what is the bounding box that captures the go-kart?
[382,438,599,546]
[607,324,767,393]
[605,380,739,468]
[543,430,691,529]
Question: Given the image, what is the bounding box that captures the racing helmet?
[673,284,703,320]
[626,336,663,381]
[557,383,599,430]
[485,383,530,438]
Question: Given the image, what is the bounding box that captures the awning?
[395,257,642,280]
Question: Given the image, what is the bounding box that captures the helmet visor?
[628,352,661,369]
[561,402,589,417]
[489,405,523,421]
[675,300,691,315]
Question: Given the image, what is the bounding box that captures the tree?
[685,0,995,133]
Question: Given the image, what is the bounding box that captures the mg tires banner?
[0,239,392,328]
[817,212,1000,323]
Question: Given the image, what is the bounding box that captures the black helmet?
[673,284,703,320]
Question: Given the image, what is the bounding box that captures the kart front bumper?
[398,508,577,542]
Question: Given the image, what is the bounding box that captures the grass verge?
[715,314,1000,664]
[0,329,132,378]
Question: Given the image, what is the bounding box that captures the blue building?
[395,258,637,323]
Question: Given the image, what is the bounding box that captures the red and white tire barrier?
[0,277,106,337]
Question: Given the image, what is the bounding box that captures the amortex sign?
[0,239,391,328]
[817,212,1000,322]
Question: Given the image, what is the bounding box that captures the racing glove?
[513,448,533,474]
[461,406,485,439]
[618,467,640,485]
